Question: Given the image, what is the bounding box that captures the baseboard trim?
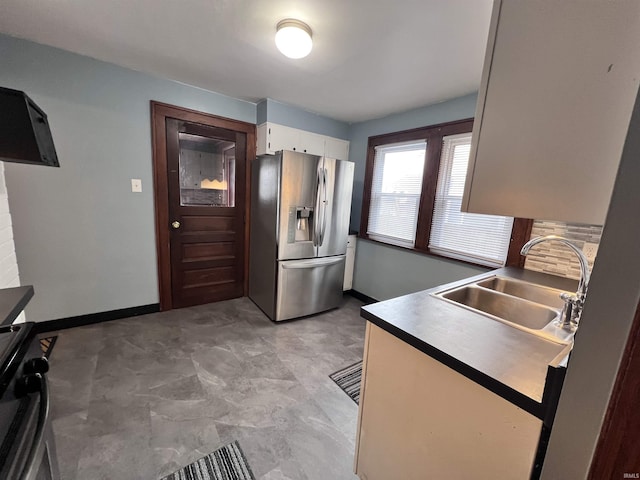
[346,290,379,305]
[34,303,161,333]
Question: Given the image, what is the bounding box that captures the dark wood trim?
[359,230,528,271]
[359,118,474,241]
[346,289,379,305]
[358,118,534,269]
[588,300,640,479]
[414,130,441,249]
[415,121,478,247]
[34,304,161,334]
[150,101,256,311]
[358,141,376,237]
[506,218,534,267]
[151,102,171,310]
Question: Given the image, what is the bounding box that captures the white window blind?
[367,140,427,248]
[429,133,514,267]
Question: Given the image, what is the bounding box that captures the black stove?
[0,323,59,479]
[0,324,36,398]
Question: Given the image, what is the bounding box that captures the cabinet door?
[343,235,356,290]
[325,137,350,161]
[268,123,299,153]
[298,130,325,156]
[355,323,543,480]
[462,0,640,225]
[256,123,269,155]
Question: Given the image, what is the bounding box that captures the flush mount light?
[275,19,313,59]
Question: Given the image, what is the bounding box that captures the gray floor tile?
[48,295,366,479]
[150,412,221,478]
[51,411,88,480]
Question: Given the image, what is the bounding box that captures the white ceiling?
[0,0,493,123]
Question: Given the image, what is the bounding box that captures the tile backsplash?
[524,220,603,280]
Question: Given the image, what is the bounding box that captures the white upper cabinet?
[298,130,326,157]
[462,0,640,225]
[267,123,299,153]
[256,122,350,160]
[325,136,350,161]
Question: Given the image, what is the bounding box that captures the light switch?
[131,179,142,193]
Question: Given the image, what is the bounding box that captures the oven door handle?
[20,373,50,480]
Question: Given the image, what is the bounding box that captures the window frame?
[359,118,532,268]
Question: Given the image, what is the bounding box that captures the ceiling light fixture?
[275,19,313,59]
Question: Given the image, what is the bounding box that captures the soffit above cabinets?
[0,0,493,123]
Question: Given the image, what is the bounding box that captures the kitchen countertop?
[360,267,577,424]
[0,286,34,326]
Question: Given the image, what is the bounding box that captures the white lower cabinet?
[343,234,356,291]
[354,323,543,480]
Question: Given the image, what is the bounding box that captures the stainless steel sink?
[433,275,573,342]
[476,277,566,310]
[441,285,558,330]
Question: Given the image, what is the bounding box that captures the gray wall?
[0,34,256,322]
[541,87,640,479]
[347,94,485,300]
[354,239,488,301]
[0,33,497,323]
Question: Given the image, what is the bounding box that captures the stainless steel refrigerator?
[249,150,354,321]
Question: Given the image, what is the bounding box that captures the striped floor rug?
[161,441,254,480]
[329,361,363,404]
[39,336,58,358]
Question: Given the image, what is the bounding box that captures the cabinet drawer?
[276,256,345,321]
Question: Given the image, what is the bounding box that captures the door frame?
[587,297,640,478]
[150,101,256,310]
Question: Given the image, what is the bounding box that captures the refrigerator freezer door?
[275,256,346,321]
[317,158,355,258]
[278,151,322,261]
[249,155,280,319]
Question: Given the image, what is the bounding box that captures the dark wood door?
[165,118,247,308]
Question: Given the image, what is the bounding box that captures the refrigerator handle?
[313,166,321,247]
[320,167,328,246]
[281,257,344,269]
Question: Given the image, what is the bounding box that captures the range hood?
[0,86,59,167]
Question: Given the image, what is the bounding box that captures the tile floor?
[47,295,366,480]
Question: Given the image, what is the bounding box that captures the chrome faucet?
[520,235,591,330]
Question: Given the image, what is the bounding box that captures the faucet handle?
[560,292,577,302]
[559,292,582,328]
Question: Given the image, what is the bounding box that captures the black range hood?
[0,86,59,167]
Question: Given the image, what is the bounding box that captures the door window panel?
[178,133,236,207]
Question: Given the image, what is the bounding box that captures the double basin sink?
[434,276,573,343]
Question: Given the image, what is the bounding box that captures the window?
[360,119,527,268]
[367,140,427,248]
[429,133,514,267]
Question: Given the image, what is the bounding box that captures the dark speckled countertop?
[360,267,578,423]
[0,286,34,326]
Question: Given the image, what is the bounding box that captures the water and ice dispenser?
[287,206,314,243]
